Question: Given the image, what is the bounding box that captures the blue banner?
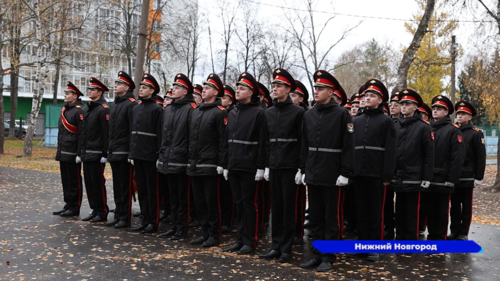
[313,240,483,253]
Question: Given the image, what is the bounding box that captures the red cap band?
[315,78,334,88]
[433,100,449,110]
[457,106,473,115]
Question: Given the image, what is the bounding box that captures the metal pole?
[134,0,151,98]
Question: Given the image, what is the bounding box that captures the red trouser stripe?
[127,164,133,221]
[185,176,191,233]
[416,192,421,237]
[380,184,387,240]
[253,182,260,249]
[217,177,222,233]
[76,163,82,210]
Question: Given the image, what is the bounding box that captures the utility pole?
[450,35,457,120]
[134,0,151,97]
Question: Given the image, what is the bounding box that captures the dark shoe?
[162,215,171,223]
[223,243,243,252]
[190,236,207,245]
[158,228,176,238]
[60,210,79,217]
[202,237,219,248]
[237,245,253,255]
[300,258,322,269]
[456,235,468,241]
[367,253,380,261]
[130,225,147,232]
[141,224,157,234]
[347,253,367,258]
[293,236,304,245]
[419,231,425,237]
[221,225,231,233]
[189,219,200,227]
[383,231,394,240]
[114,221,130,229]
[259,250,281,259]
[278,253,292,263]
[133,212,142,217]
[90,215,107,223]
[447,233,458,240]
[81,213,97,221]
[106,219,119,226]
[53,209,67,215]
[171,231,187,240]
[316,261,333,272]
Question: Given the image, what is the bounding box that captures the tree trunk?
[392,0,436,94]
[53,59,61,104]
[492,132,500,192]
[9,70,18,138]
[0,76,5,154]
[133,0,150,97]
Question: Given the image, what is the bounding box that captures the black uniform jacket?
[265,97,304,170]
[456,122,486,188]
[129,96,163,162]
[80,96,110,162]
[392,112,434,192]
[300,99,354,187]
[108,90,137,162]
[352,106,396,183]
[187,98,228,176]
[225,100,268,173]
[428,116,465,193]
[56,100,84,162]
[158,96,196,174]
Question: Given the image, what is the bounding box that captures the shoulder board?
[473,126,481,132]
[452,123,459,128]
[75,105,82,108]
[217,106,226,111]
[129,98,136,102]
[191,103,197,109]
[421,119,430,125]
[102,104,109,109]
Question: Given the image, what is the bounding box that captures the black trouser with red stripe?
[59,161,82,213]
[168,173,190,234]
[395,191,420,240]
[269,169,298,255]
[110,161,133,222]
[354,177,386,241]
[343,185,357,232]
[158,172,170,216]
[229,171,259,249]
[308,184,340,261]
[257,180,271,233]
[384,189,395,234]
[134,160,159,228]
[192,175,221,240]
[83,161,108,217]
[220,176,234,227]
[338,188,345,239]
[422,191,451,240]
[295,184,306,240]
[450,187,474,236]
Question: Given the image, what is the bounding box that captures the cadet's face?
[172,85,187,100]
[272,83,290,101]
[221,95,232,108]
[64,92,77,104]
[364,92,382,108]
[360,96,366,107]
[202,84,217,101]
[194,94,202,105]
[88,88,102,101]
[163,98,172,108]
[314,86,332,104]
[114,82,129,96]
[421,112,429,121]
[289,92,303,105]
[236,85,252,103]
[432,106,448,120]
[400,102,417,116]
[390,101,401,116]
[456,112,472,125]
[351,103,359,115]
[139,85,154,99]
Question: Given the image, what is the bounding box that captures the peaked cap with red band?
[431,95,454,115]
[382,102,389,114]
[88,77,109,92]
[203,73,224,97]
[390,91,400,103]
[155,95,164,105]
[344,98,352,109]
[351,92,361,104]
[399,88,423,107]
[173,73,193,94]
[272,68,296,92]
[115,71,135,89]
[418,103,432,117]
[358,84,366,97]
[64,81,83,97]
[363,78,388,102]
[140,73,160,95]
[193,84,203,97]
[294,80,309,106]
[164,88,174,99]
[313,70,346,106]
[236,72,259,96]
[223,84,235,103]
[258,82,272,107]
[455,100,477,116]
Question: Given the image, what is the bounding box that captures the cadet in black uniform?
[54,81,84,217]
[417,102,433,236]
[221,85,236,112]
[107,71,137,229]
[222,72,268,255]
[448,101,486,240]
[188,73,228,247]
[258,82,272,235]
[392,89,434,241]
[80,77,110,223]
[423,95,464,240]
[157,73,196,240]
[129,73,163,234]
[299,70,354,272]
[259,68,303,263]
[193,84,203,106]
[418,103,432,122]
[350,79,396,262]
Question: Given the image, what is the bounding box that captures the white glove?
[156,160,159,168]
[100,157,107,163]
[421,181,430,188]
[336,175,349,187]
[445,182,455,187]
[301,174,306,186]
[128,159,134,166]
[217,166,224,175]
[255,169,264,181]
[223,169,228,181]
[295,169,302,185]
[474,179,482,187]
[75,156,82,163]
[264,168,270,181]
